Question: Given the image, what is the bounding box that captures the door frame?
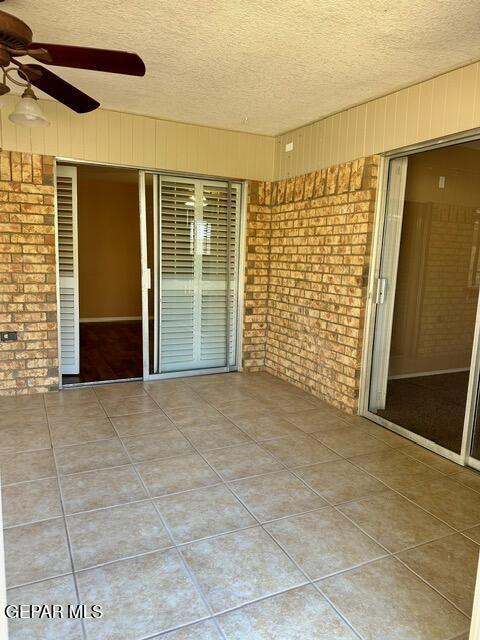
[54,157,247,387]
[358,127,480,467]
[138,169,248,381]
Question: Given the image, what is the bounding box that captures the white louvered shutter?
[56,166,80,374]
[200,183,240,367]
[160,179,196,372]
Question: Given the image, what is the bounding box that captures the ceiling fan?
[0,8,145,125]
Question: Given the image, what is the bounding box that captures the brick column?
[243,156,379,414]
[0,151,58,395]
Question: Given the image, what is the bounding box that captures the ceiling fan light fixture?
[9,86,49,127]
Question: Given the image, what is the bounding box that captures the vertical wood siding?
[0,95,275,181]
[274,61,480,179]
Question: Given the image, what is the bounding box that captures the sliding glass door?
[366,142,480,463]
[139,172,242,378]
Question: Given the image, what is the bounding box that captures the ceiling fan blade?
[21,64,100,113]
[29,43,146,77]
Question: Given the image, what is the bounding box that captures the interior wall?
[390,145,480,376]
[77,168,141,320]
[274,60,480,180]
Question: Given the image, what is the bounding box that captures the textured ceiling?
[4,1,480,135]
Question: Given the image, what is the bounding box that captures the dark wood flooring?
[63,320,143,385]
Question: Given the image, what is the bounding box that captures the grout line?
[107,414,229,640]
[41,393,89,640]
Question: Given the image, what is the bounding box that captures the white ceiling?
[4,1,480,135]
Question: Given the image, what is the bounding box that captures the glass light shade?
[9,97,50,128]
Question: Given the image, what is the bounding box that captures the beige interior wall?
[0,95,275,181]
[390,145,480,376]
[77,168,141,320]
[274,60,480,180]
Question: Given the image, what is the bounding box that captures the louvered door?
[148,175,241,374]
[56,165,80,375]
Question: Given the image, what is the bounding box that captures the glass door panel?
[369,144,480,455]
[140,172,241,377]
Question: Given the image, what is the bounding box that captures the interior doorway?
[57,163,143,385]
[363,138,480,465]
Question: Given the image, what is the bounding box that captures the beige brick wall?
[243,156,379,413]
[0,151,58,395]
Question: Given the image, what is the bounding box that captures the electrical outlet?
[1,331,17,342]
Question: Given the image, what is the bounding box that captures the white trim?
[388,367,470,380]
[144,366,235,381]
[53,159,63,391]
[79,316,142,323]
[470,555,480,640]
[235,181,248,372]
[139,170,150,380]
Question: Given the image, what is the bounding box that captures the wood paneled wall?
[0,95,275,181]
[274,61,480,179]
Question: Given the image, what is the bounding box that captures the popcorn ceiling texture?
[0,152,58,395]
[243,156,379,413]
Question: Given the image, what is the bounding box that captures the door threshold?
[61,377,143,389]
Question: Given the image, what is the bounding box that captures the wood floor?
[62,320,143,384]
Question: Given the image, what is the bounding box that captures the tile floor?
[0,371,478,639]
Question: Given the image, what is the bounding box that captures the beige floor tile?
[286,409,350,434]
[463,524,480,544]
[4,518,71,588]
[400,444,461,475]
[400,476,480,529]
[176,416,236,433]
[166,403,226,428]
[67,500,172,569]
[357,422,411,448]
[156,484,256,543]
[1,393,45,412]
[60,465,147,514]
[236,415,304,441]
[263,396,319,414]
[182,526,306,613]
[0,407,47,429]
[319,557,469,640]
[450,468,480,492]
[0,449,55,485]
[265,509,385,580]
[348,449,443,492]
[2,477,62,527]
[122,429,194,463]
[338,491,453,552]
[203,443,283,480]
[229,470,328,522]
[218,585,358,640]
[0,422,51,454]
[218,398,276,422]
[314,426,391,457]
[7,575,83,640]
[181,423,251,451]
[295,459,387,504]
[110,410,174,437]
[199,387,256,408]
[136,452,221,497]
[49,416,116,447]
[47,401,105,421]
[262,434,339,468]
[100,395,160,417]
[77,549,209,639]
[149,388,205,410]
[54,437,129,475]
[154,620,222,639]
[94,381,146,401]
[45,388,96,406]
[396,533,479,616]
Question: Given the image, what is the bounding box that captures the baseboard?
[388,367,470,380]
[79,316,142,323]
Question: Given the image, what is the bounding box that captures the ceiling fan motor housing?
[0,11,32,51]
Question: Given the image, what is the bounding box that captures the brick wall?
[0,151,58,395]
[243,156,379,413]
